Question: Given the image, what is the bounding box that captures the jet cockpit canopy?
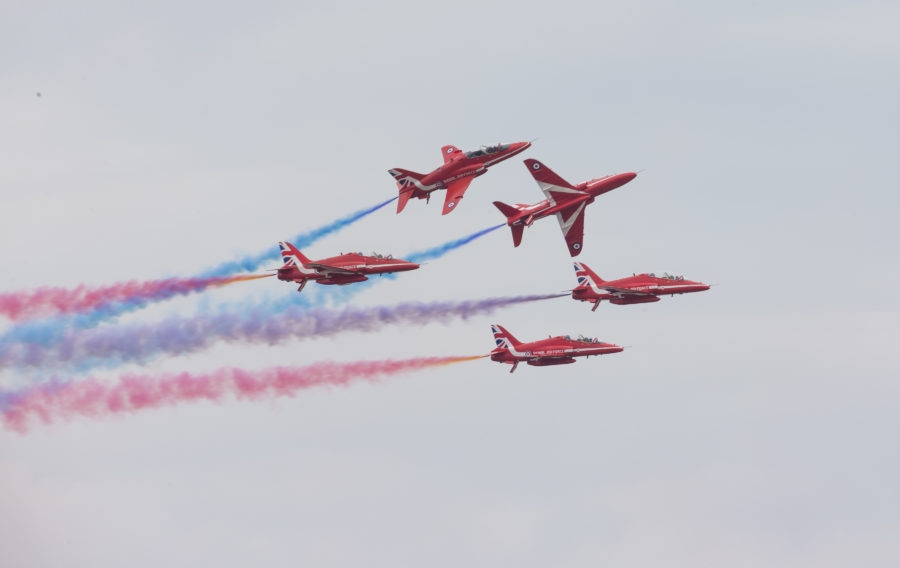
[561,334,601,343]
[648,272,684,280]
[661,272,685,280]
[465,143,510,158]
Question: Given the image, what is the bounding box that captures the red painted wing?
[306,263,358,275]
[524,159,575,189]
[603,286,652,297]
[524,159,587,206]
[441,145,463,163]
[556,202,587,257]
[442,177,474,215]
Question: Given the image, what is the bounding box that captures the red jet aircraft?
[493,159,637,256]
[490,324,623,373]
[389,142,531,215]
[572,262,710,310]
[277,241,419,293]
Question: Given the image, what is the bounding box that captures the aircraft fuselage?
[503,172,636,227]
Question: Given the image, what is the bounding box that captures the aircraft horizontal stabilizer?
[493,201,519,219]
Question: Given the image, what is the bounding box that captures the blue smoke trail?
[406,224,504,263]
[0,301,142,349]
[198,196,398,277]
[310,223,504,306]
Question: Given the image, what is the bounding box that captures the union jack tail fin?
[388,168,426,213]
[573,262,605,287]
[278,241,312,267]
[493,201,525,247]
[491,324,522,350]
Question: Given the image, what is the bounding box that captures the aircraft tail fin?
[278,241,312,267]
[493,201,525,247]
[388,168,426,213]
[574,262,605,287]
[491,324,522,350]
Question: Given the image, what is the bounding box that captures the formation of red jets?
[277,141,710,372]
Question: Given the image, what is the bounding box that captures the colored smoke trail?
[199,196,398,277]
[0,274,275,351]
[0,274,271,323]
[1,355,483,433]
[312,224,506,306]
[0,222,504,350]
[406,224,504,263]
[0,294,563,371]
[0,197,395,348]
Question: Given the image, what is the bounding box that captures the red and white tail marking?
[388,168,434,213]
[278,242,316,274]
[574,262,605,288]
[491,324,522,350]
[388,168,427,190]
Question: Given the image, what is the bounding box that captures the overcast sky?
[2,1,899,566]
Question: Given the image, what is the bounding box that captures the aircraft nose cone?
[507,141,531,154]
[621,172,637,183]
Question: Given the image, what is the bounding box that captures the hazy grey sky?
[2,1,899,566]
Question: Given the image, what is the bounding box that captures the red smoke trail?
[1,355,483,433]
[0,274,271,322]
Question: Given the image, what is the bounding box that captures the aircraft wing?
[306,263,358,276]
[442,177,474,215]
[555,202,587,257]
[525,159,587,206]
[441,145,462,163]
[602,286,654,300]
